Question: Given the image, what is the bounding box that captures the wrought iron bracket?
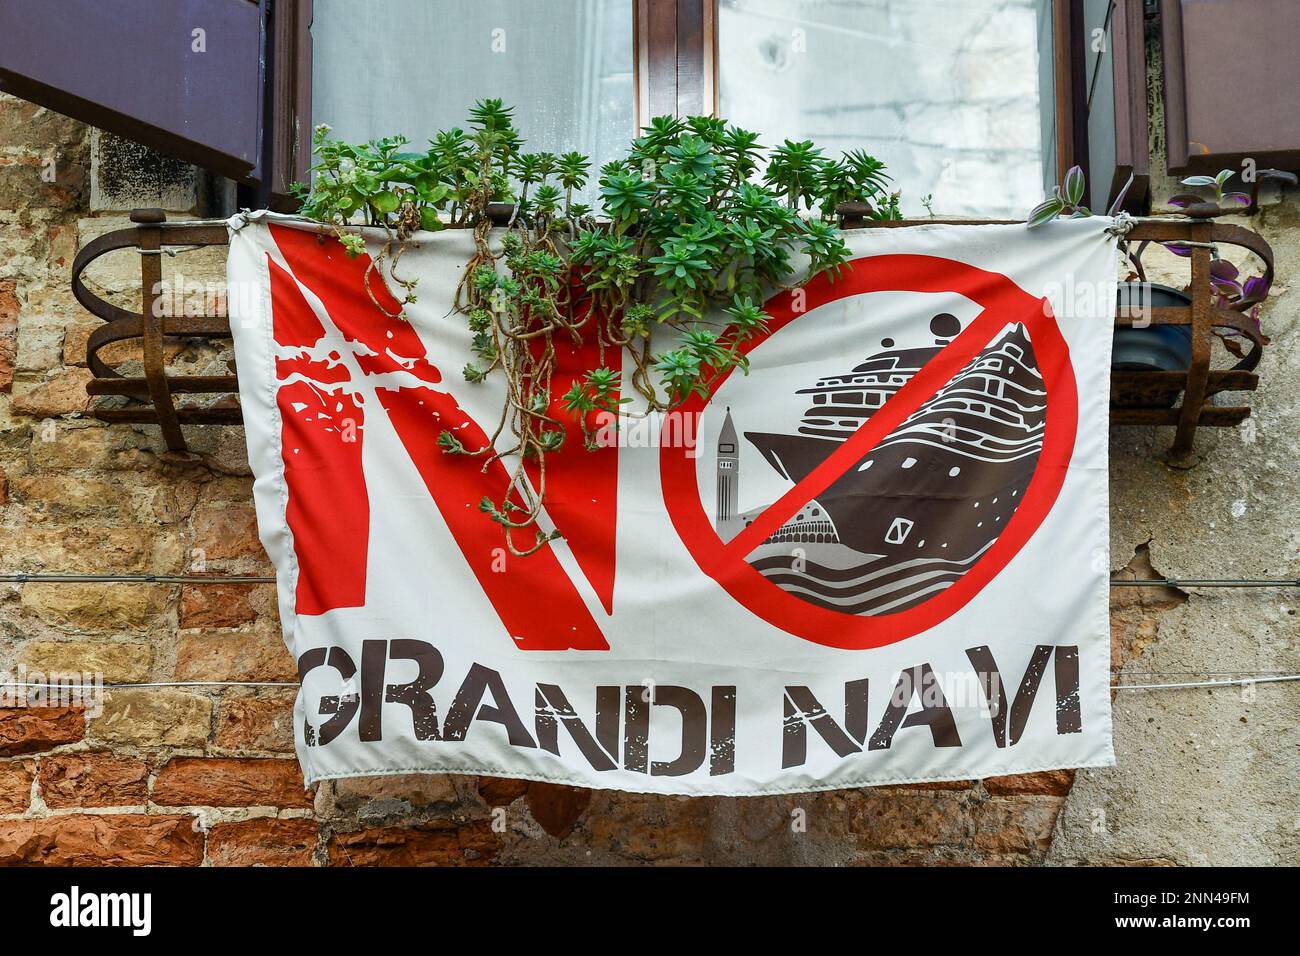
[72,209,237,453]
[1119,217,1270,466]
[75,209,1271,462]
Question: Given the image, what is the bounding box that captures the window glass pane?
[718,0,1056,218]
[311,0,634,206]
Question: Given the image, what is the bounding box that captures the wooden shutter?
[1163,0,1300,174]
[0,0,311,203]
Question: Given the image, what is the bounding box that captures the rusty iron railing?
[74,207,1271,465]
[73,208,238,451]
[1115,216,1270,463]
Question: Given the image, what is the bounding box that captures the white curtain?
[312,0,635,206]
[718,0,1055,218]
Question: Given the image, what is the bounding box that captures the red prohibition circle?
[660,254,1079,650]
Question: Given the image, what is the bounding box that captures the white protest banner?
[229,212,1116,794]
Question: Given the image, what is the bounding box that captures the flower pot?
[1112,282,1193,408]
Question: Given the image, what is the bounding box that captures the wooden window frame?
[1107,0,1151,211]
[264,0,314,208]
[1064,0,1150,212]
[634,0,718,122]
[634,0,1084,169]
[629,0,1145,210]
[0,0,1139,212]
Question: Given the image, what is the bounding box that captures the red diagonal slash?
[267,254,369,615]
[661,253,1078,650]
[267,225,609,650]
[722,303,1015,559]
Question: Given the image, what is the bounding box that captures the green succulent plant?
[293,102,895,554]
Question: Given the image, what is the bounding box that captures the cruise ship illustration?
[715,314,1045,616]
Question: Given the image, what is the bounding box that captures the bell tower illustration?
[716,407,742,542]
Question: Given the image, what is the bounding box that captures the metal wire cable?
[1,576,1295,692]
[1,675,1296,693]
[1109,578,1300,588]
[1111,674,1300,691]
[0,681,291,689]
[0,573,278,584]
[4,573,1299,588]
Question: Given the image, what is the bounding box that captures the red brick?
[982,770,1076,796]
[849,848,983,867]
[63,326,185,369]
[322,774,460,818]
[0,760,35,813]
[584,793,713,863]
[0,707,85,756]
[526,782,591,838]
[0,814,203,865]
[175,631,297,682]
[207,818,319,866]
[844,790,972,850]
[11,367,94,417]
[478,776,529,807]
[973,796,1067,855]
[180,583,257,629]
[61,323,93,368]
[191,503,264,560]
[880,779,976,792]
[152,757,312,808]
[327,821,499,867]
[37,752,149,808]
[0,279,17,392]
[214,696,295,753]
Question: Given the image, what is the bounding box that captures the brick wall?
[1,92,1293,866]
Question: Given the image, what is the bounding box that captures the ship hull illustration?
[716,318,1045,617]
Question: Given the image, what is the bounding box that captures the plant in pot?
[294,102,897,554]
[1029,166,1272,405]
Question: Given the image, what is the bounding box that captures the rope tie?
[1106,211,1138,237]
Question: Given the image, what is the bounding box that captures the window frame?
[635,0,718,122]
[298,0,1147,211]
[266,0,314,207]
[631,0,1145,212]
[0,0,1140,213]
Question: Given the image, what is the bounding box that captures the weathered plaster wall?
[0,77,1294,865]
[1049,37,1300,865]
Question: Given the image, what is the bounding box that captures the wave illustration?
[750,541,995,615]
